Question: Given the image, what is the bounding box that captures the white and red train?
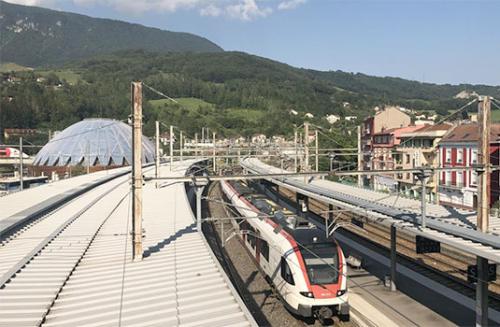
[221,180,349,322]
[0,147,29,158]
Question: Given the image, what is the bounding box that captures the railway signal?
[467,263,497,284]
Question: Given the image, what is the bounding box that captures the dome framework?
[33,119,155,167]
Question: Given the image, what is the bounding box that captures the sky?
[5,0,500,85]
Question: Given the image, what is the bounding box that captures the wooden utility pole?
[477,95,491,233]
[357,125,363,187]
[180,131,183,161]
[169,125,174,171]
[131,81,143,261]
[213,132,216,171]
[294,130,298,173]
[304,123,310,172]
[19,137,23,191]
[315,129,319,172]
[155,121,160,180]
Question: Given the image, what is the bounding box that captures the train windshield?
[300,243,339,285]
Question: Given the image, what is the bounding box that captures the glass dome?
[33,118,155,166]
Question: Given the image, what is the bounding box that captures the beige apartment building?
[362,106,411,186]
[396,123,453,202]
[371,125,423,191]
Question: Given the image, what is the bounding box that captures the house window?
[445,148,452,163]
[471,171,478,185]
[406,154,410,164]
[446,171,452,185]
[457,171,463,186]
[457,149,463,164]
[280,257,295,285]
[471,149,478,164]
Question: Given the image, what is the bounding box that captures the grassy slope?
[0,62,33,72]
[36,69,82,84]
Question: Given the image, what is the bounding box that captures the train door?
[255,230,261,264]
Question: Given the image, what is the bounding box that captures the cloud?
[5,0,298,21]
[200,4,222,17]
[4,0,58,7]
[226,0,272,21]
[278,0,306,10]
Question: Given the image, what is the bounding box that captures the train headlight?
[300,291,314,298]
[337,289,347,296]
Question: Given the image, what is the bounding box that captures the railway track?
[204,182,355,327]
[0,172,132,326]
[267,185,500,324]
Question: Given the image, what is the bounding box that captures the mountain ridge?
[0,0,223,67]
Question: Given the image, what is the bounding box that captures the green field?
[36,69,82,84]
[491,109,500,122]
[0,62,33,72]
[149,97,214,110]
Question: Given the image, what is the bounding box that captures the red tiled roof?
[440,123,500,143]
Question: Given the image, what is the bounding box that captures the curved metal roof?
[33,119,155,166]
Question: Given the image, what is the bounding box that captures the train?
[0,147,29,158]
[220,180,349,322]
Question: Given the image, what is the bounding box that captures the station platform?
[42,161,256,326]
[0,167,130,223]
[347,267,455,327]
[312,179,500,236]
[0,167,130,235]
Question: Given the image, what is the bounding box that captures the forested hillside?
[0,0,222,67]
[2,51,498,142]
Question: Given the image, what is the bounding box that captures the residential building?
[325,114,341,124]
[396,123,453,202]
[371,125,423,191]
[361,106,411,186]
[438,123,500,209]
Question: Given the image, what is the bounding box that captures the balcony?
[439,180,465,190]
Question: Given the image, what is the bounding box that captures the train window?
[280,257,295,285]
[260,240,269,261]
[247,226,256,249]
[300,243,339,285]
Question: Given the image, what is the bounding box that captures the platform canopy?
[33,118,155,167]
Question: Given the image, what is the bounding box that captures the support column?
[390,224,397,291]
[19,137,23,191]
[195,133,198,157]
[304,123,310,172]
[476,256,489,326]
[477,95,491,232]
[131,81,143,261]
[180,131,183,162]
[155,121,160,181]
[416,169,432,229]
[213,132,216,172]
[294,130,298,173]
[169,125,174,171]
[315,129,319,172]
[196,186,204,232]
[357,125,363,188]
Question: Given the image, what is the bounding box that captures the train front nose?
[315,306,333,320]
